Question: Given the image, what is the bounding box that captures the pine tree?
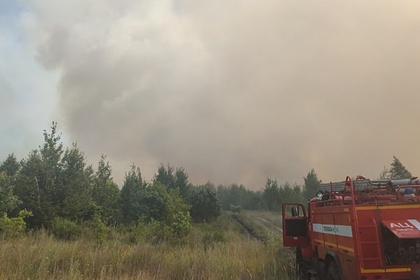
[388,156,412,179]
[303,169,321,200]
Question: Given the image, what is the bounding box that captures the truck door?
[282,203,309,247]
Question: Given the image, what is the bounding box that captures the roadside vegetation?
[0,212,295,280]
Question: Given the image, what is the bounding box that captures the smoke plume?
[25,0,420,187]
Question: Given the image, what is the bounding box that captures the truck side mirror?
[291,206,299,217]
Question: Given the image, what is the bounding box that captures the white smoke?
[21,0,420,187]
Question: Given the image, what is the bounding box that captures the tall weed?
[0,212,294,279]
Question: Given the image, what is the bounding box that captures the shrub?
[230,204,241,213]
[50,217,81,240]
[202,226,226,251]
[89,213,109,245]
[188,188,221,223]
[0,210,32,238]
[170,211,192,238]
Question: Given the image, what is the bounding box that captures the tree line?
[0,122,414,238]
[0,123,221,240]
[216,157,414,212]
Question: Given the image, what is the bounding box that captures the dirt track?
[229,211,283,241]
[255,217,283,233]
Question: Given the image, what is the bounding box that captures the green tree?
[279,182,303,203]
[263,178,281,211]
[58,142,92,221]
[140,182,171,222]
[244,189,265,210]
[40,122,63,179]
[175,167,191,198]
[0,172,20,213]
[91,155,121,225]
[188,187,221,223]
[14,123,86,228]
[0,154,20,177]
[303,169,322,200]
[217,184,245,210]
[279,182,293,203]
[33,121,65,227]
[388,156,412,179]
[0,210,32,238]
[143,182,192,241]
[120,165,147,224]
[154,164,176,189]
[153,164,191,199]
[14,151,54,228]
[216,183,264,211]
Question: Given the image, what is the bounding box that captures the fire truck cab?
[282,176,420,280]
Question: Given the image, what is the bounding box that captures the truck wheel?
[296,248,308,280]
[326,261,341,280]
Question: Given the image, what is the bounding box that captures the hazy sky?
[2,0,420,189]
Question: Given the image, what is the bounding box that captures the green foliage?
[122,165,192,228]
[91,155,121,225]
[143,217,191,245]
[217,183,264,211]
[230,204,241,213]
[0,153,20,177]
[0,172,20,213]
[120,165,147,224]
[14,151,56,228]
[13,123,94,228]
[143,220,169,244]
[263,178,281,211]
[121,182,193,244]
[388,156,412,179]
[379,156,413,180]
[188,187,221,222]
[170,211,192,238]
[282,182,304,203]
[263,179,304,210]
[0,210,32,238]
[90,213,109,245]
[0,211,293,279]
[201,224,226,251]
[50,217,82,240]
[154,164,176,189]
[153,164,192,199]
[58,142,93,221]
[303,169,321,200]
[140,210,192,244]
[140,182,172,223]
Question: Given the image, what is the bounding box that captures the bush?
[202,226,226,251]
[170,211,192,238]
[188,188,221,223]
[0,210,32,238]
[88,213,109,245]
[230,204,241,213]
[50,217,81,240]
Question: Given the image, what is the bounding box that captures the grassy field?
[0,212,295,280]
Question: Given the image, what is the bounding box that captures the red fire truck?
[282,176,420,280]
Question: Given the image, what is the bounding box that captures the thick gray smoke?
[26,0,420,187]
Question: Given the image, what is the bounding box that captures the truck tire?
[326,261,341,280]
[296,248,309,280]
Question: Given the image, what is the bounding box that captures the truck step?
[307,269,318,276]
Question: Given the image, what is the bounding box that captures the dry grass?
[0,213,294,280]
